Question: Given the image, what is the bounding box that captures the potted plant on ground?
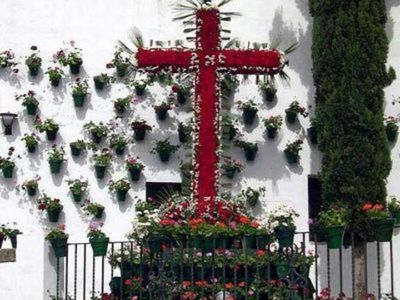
[37,194,63,222]
[69,140,87,156]
[268,205,299,248]
[385,116,398,142]
[71,78,90,107]
[150,138,179,162]
[264,115,283,139]
[125,156,145,181]
[221,157,244,179]
[45,224,69,258]
[241,187,266,208]
[131,79,149,96]
[388,196,400,224]
[131,119,152,141]
[25,46,42,76]
[362,203,395,242]
[153,101,173,120]
[285,100,308,124]
[21,133,40,153]
[67,179,89,202]
[34,117,59,141]
[113,96,132,115]
[0,147,16,179]
[47,145,65,174]
[45,67,64,87]
[222,116,238,141]
[318,205,348,249]
[235,140,258,161]
[237,99,258,126]
[87,221,109,257]
[92,148,112,179]
[259,80,277,102]
[108,178,131,202]
[108,49,130,77]
[178,122,192,143]
[93,73,115,90]
[83,200,105,219]
[108,133,130,155]
[3,223,22,249]
[21,175,41,196]
[0,50,18,70]
[171,83,191,104]
[84,121,109,144]
[284,139,303,164]
[16,90,39,115]
[55,45,83,74]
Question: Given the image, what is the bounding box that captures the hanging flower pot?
[128,168,142,182]
[225,169,237,179]
[94,79,105,90]
[69,62,82,75]
[28,65,40,77]
[95,166,107,179]
[90,237,109,257]
[26,103,38,115]
[50,238,68,258]
[26,186,37,196]
[267,127,278,139]
[215,236,234,249]
[133,128,146,141]
[47,207,62,222]
[2,165,14,178]
[70,144,81,156]
[94,207,105,219]
[324,226,345,249]
[158,151,170,162]
[285,152,299,164]
[244,146,258,161]
[10,236,17,249]
[27,145,37,153]
[116,189,128,202]
[286,111,298,124]
[177,92,187,104]
[243,109,257,126]
[373,218,395,242]
[135,86,146,96]
[51,78,61,87]
[274,259,290,279]
[116,63,129,77]
[49,160,63,174]
[274,226,295,248]
[148,236,169,253]
[263,90,276,102]
[91,132,103,144]
[72,93,86,108]
[46,129,58,141]
[72,193,83,203]
[115,146,125,156]
[156,109,168,121]
[190,237,214,253]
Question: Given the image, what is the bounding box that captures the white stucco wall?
[0,0,399,299]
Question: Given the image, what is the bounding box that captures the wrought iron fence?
[51,229,400,299]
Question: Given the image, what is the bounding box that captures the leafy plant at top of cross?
[21,133,40,150]
[71,78,90,96]
[34,116,59,133]
[37,193,63,212]
[0,49,18,69]
[318,204,349,228]
[267,205,299,230]
[45,224,69,240]
[125,156,145,171]
[108,178,131,192]
[259,80,277,96]
[25,46,42,75]
[47,145,65,162]
[15,90,39,107]
[87,221,107,239]
[82,200,105,218]
[93,148,112,167]
[67,179,89,196]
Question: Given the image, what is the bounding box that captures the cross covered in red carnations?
[136,6,284,215]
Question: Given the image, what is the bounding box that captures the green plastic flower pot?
[133,129,146,141]
[27,145,37,153]
[178,129,187,143]
[51,78,60,87]
[308,126,318,145]
[285,152,299,164]
[46,129,58,141]
[286,111,298,124]
[135,86,145,96]
[2,165,14,178]
[26,103,38,115]
[244,147,258,161]
[373,218,395,242]
[128,168,141,182]
[29,65,40,77]
[116,64,128,77]
[246,195,259,207]
[244,235,257,250]
[386,127,398,142]
[274,260,290,279]
[10,236,17,249]
[158,151,170,162]
[177,91,187,104]
[72,192,83,203]
[95,166,107,179]
[94,207,105,219]
[50,238,68,258]
[156,110,168,121]
[274,226,295,248]
[263,90,276,102]
[324,226,345,249]
[26,186,37,196]
[190,237,214,253]
[49,160,63,174]
[69,62,82,75]
[70,145,81,157]
[267,127,277,139]
[225,169,236,179]
[72,93,86,107]
[116,189,128,202]
[391,211,400,224]
[215,237,234,249]
[47,208,62,222]
[243,109,257,126]
[257,235,270,249]
[94,79,105,90]
[115,146,125,156]
[90,237,109,257]
[0,237,3,249]
[114,105,125,115]
[91,132,103,144]
[148,237,168,253]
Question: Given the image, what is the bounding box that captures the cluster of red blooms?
[361,203,384,212]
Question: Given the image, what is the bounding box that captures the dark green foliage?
[310,0,394,237]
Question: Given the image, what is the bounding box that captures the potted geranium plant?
[108,178,131,202]
[268,205,299,248]
[237,99,258,126]
[84,121,109,144]
[67,179,89,202]
[37,194,63,222]
[47,145,65,174]
[21,175,41,196]
[15,90,39,115]
[131,119,152,141]
[150,138,179,162]
[4,223,22,249]
[55,45,83,74]
[113,96,132,115]
[284,139,303,164]
[45,66,64,87]
[108,49,130,77]
[21,132,40,153]
[69,140,87,157]
[235,140,258,161]
[177,122,192,144]
[108,133,129,155]
[45,224,69,258]
[221,157,243,179]
[264,115,283,139]
[34,116,59,141]
[285,100,308,123]
[71,78,89,107]
[125,156,145,181]
[241,187,266,208]
[0,50,18,70]
[92,148,112,179]
[131,79,149,96]
[154,101,173,120]
[222,116,238,141]
[362,203,395,242]
[171,83,191,104]
[188,219,217,253]
[388,196,400,224]
[0,147,16,179]
[25,46,42,76]
[82,200,105,219]
[87,221,109,257]
[259,80,277,102]
[318,205,348,249]
[93,73,115,90]
[385,116,398,142]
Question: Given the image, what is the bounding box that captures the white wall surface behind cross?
[0,0,398,299]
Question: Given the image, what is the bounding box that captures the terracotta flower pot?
[128,168,141,182]
[72,93,86,107]
[50,238,68,258]
[26,103,38,115]
[90,237,109,257]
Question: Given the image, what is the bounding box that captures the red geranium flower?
[362,203,373,211]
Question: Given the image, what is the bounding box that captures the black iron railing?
[52,230,400,299]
